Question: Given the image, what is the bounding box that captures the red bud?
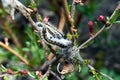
[7,68,13,74]
[88,21,94,27]
[88,21,94,36]
[21,70,28,75]
[99,15,106,24]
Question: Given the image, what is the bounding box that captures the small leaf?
[67,33,72,40]
[28,72,35,78]
[4,76,9,80]
[22,48,30,52]
[44,76,48,80]
[0,65,7,72]
[29,3,37,9]
[109,9,120,24]
[113,20,120,24]
[74,32,79,38]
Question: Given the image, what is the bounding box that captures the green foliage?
[0,0,120,80]
[67,33,72,40]
[0,8,6,18]
[23,26,44,67]
[3,76,9,80]
[29,3,37,9]
[0,65,7,72]
[109,9,120,24]
[65,72,78,80]
[90,69,102,80]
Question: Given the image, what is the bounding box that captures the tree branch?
[0,41,29,66]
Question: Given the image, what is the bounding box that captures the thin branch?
[48,0,61,16]
[40,65,51,80]
[62,0,75,42]
[99,72,113,80]
[40,54,63,71]
[50,71,62,80]
[0,41,29,66]
[58,8,65,32]
[74,12,82,28]
[10,0,38,29]
[71,1,76,19]
[40,41,48,60]
[0,16,22,49]
[78,3,120,50]
[0,73,8,78]
[87,64,113,80]
[78,26,105,50]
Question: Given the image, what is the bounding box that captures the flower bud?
[7,68,13,74]
[88,21,94,28]
[43,16,49,22]
[99,15,106,24]
[20,70,28,75]
[88,21,94,36]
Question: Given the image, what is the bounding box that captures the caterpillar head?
[36,22,44,31]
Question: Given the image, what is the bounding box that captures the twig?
[74,12,82,28]
[0,16,22,49]
[62,0,75,42]
[48,0,61,16]
[0,41,29,66]
[71,1,76,19]
[40,41,48,60]
[78,3,120,50]
[0,73,8,78]
[58,8,65,32]
[99,72,113,80]
[8,0,38,29]
[50,71,62,80]
[87,64,113,80]
[78,26,105,50]
[40,65,51,80]
[40,54,63,71]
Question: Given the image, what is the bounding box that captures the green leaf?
[4,76,9,80]
[113,20,120,24]
[22,48,30,52]
[28,72,35,78]
[109,9,120,24]
[44,76,48,80]
[29,3,37,9]
[0,65,7,72]
[67,33,72,40]
[90,70,102,80]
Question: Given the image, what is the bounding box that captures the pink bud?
[43,16,49,22]
[21,70,28,75]
[74,0,80,3]
[88,21,94,27]
[4,37,9,45]
[88,21,94,36]
[99,15,106,24]
[7,68,13,74]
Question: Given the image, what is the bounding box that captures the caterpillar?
[36,22,72,48]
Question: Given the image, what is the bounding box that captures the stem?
[50,71,62,80]
[78,26,105,49]
[62,0,76,42]
[71,1,76,19]
[0,73,8,78]
[0,42,29,66]
[0,17,22,49]
[87,64,113,80]
[78,3,120,50]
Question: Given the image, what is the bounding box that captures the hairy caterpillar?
[36,22,72,48]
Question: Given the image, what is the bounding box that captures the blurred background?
[0,0,120,80]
